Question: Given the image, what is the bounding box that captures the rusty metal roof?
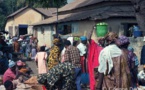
[32,5,135,26]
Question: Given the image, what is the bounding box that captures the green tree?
[16,0,67,8]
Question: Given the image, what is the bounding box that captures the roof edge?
[7,6,29,19]
[7,6,56,19]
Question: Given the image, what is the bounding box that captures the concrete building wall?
[63,19,136,43]
[37,26,53,48]
[5,8,44,36]
[5,18,15,37]
[5,19,14,31]
[14,8,43,25]
[78,20,98,42]
[105,18,136,33]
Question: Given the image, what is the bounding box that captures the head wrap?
[118,35,130,46]
[80,36,87,41]
[17,60,25,66]
[18,38,23,41]
[105,32,118,41]
[9,60,16,68]
[53,39,59,45]
[128,46,134,52]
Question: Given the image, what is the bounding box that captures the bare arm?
[87,25,95,42]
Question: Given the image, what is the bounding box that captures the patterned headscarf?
[105,32,118,41]
[118,35,130,46]
[53,39,59,45]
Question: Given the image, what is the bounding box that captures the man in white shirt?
[77,36,89,87]
[138,65,145,86]
[77,36,87,57]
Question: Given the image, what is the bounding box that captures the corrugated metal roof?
[35,8,57,17]
[59,0,131,12]
[32,5,135,26]
[7,6,57,18]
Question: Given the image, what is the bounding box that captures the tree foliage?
[16,0,67,8]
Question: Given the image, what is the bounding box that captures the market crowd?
[1,28,145,90]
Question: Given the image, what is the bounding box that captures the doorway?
[18,24,28,35]
[122,23,138,37]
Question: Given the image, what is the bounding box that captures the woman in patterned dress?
[47,39,60,70]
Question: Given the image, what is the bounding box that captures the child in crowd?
[31,46,37,60]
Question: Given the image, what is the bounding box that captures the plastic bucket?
[96,23,108,37]
[133,31,142,37]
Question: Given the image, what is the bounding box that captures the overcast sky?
[67,0,74,3]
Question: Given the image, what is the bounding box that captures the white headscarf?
[98,44,122,74]
[67,37,73,45]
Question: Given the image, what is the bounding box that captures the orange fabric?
[14,41,20,52]
[19,68,28,74]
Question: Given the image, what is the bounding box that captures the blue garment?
[81,73,89,84]
[75,68,81,90]
[128,46,139,66]
[134,56,139,66]
[141,45,145,65]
